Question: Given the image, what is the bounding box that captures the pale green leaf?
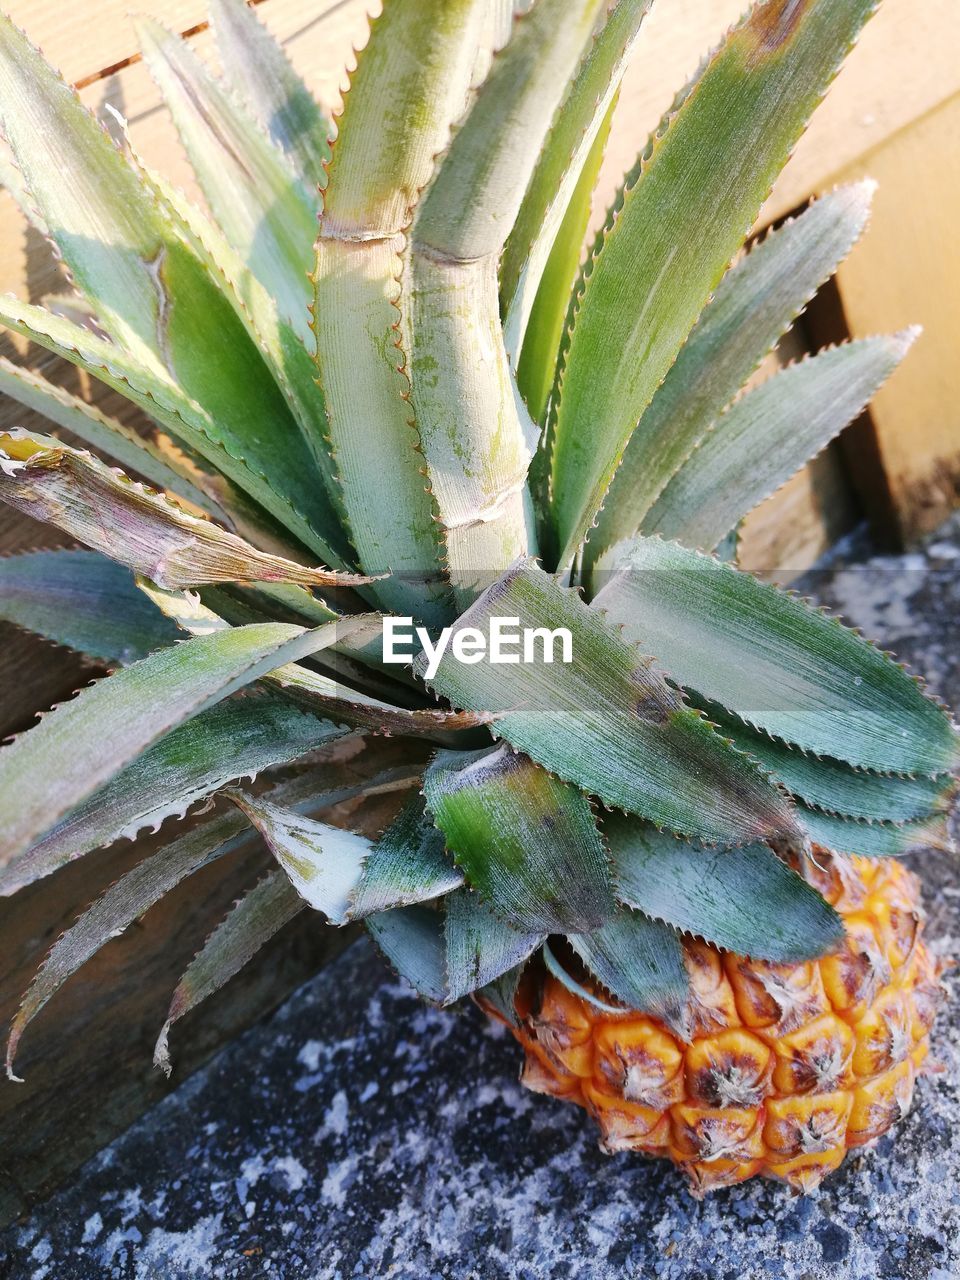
[0,621,341,864]
[154,871,304,1075]
[0,694,345,897]
[7,809,252,1079]
[415,0,604,262]
[502,0,653,363]
[8,760,418,1074]
[800,806,951,858]
[136,578,486,739]
[0,10,330,547]
[410,0,606,605]
[226,793,367,924]
[0,12,174,369]
[698,699,953,823]
[266,659,497,740]
[541,940,625,1015]
[135,160,348,545]
[0,296,344,570]
[593,536,960,775]
[424,744,614,933]
[365,905,447,1004]
[475,963,525,1028]
[351,795,464,918]
[443,889,543,1003]
[0,356,220,518]
[604,816,844,961]
[136,16,318,344]
[416,561,801,846]
[209,0,331,185]
[227,790,459,923]
[567,909,688,1030]
[550,0,881,566]
[0,549,178,663]
[640,332,917,551]
[588,182,876,566]
[314,0,485,622]
[516,93,616,428]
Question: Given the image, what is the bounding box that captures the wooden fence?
[1,0,958,1221]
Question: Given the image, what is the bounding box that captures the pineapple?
[489,852,945,1194]
[0,0,955,1199]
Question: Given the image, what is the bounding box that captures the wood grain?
[822,94,960,541]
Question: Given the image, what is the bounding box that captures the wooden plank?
[738,445,859,582]
[3,2,212,86]
[812,94,960,542]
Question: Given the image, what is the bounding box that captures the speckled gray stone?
[1,522,959,1280]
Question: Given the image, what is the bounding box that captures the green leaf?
[209,0,331,185]
[423,745,614,933]
[136,16,318,345]
[413,0,604,264]
[135,160,348,549]
[7,809,252,1080]
[799,806,951,858]
[0,12,333,555]
[225,795,363,923]
[697,699,953,823]
[515,93,616,428]
[417,561,801,846]
[137,579,489,739]
[443,889,544,1003]
[587,182,876,567]
[410,0,607,605]
[154,871,305,1076]
[0,621,341,865]
[549,0,880,566]
[541,940,624,1014]
[567,909,688,1030]
[366,904,447,1004]
[0,356,220,518]
[593,536,960,775]
[0,431,371,589]
[314,0,485,622]
[0,694,345,897]
[0,296,343,570]
[604,815,844,961]
[196,584,417,704]
[0,12,175,370]
[475,963,525,1028]
[266,659,497,740]
[0,549,179,664]
[639,332,918,552]
[351,795,464,918]
[502,0,653,365]
[227,790,460,923]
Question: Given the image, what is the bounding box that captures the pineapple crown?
[0,0,956,1079]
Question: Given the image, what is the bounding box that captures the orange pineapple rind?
[482,852,947,1197]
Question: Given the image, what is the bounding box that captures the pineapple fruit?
[0,0,956,1199]
[490,853,945,1194]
